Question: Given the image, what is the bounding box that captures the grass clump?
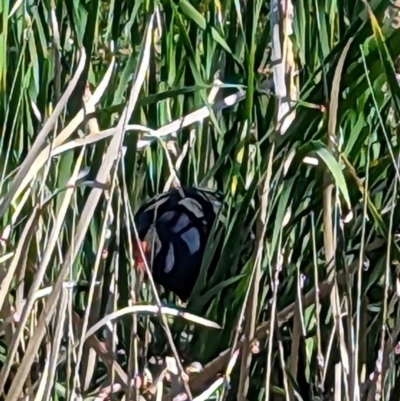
[1,0,400,400]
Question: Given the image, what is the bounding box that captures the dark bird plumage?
[133,187,223,301]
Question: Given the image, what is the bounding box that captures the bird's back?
[134,187,223,301]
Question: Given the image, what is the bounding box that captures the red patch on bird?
[133,239,148,272]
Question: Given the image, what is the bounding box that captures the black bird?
[133,186,223,301]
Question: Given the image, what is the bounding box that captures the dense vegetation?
[1,0,400,400]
